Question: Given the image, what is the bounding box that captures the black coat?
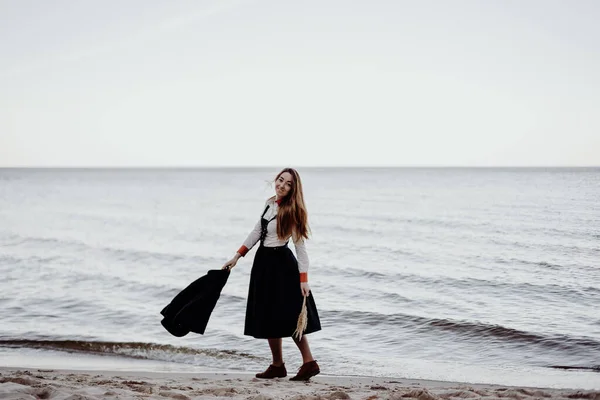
[160,269,230,337]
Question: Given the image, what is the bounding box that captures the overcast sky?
[1,0,599,167]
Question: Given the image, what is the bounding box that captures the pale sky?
[1,0,599,167]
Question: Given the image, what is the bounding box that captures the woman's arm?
[222,204,265,270]
[237,218,262,257]
[293,233,310,296]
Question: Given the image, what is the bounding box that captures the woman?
[222,168,322,381]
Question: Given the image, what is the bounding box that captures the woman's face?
[275,172,293,199]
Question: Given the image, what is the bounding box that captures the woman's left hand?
[300,282,310,297]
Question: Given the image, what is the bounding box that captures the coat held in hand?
[160,269,230,337]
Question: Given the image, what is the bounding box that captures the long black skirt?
[244,245,322,339]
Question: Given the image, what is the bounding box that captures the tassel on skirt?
[244,245,321,339]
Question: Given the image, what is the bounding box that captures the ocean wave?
[318,223,384,235]
[1,234,218,265]
[318,264,598,304]
[509,259,564,270]
[321,309,600,356]
[319,212,495,231]
[0,254,68,269]
[548,365,600,372]
[0,339,263,365]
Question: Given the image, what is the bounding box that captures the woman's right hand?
[222,253,241,270]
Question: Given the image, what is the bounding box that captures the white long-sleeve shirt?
[237,197,310,280]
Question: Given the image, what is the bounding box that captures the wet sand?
[1,367,599,400]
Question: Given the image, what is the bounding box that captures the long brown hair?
[273,168,310,241]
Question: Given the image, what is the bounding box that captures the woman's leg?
[289,335,320,380]
[256,338,287,378]
[268,338,284,366]
[292,335,314,364]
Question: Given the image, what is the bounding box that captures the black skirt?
[244,245,322,339]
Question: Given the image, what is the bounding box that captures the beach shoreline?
[1,366,599,400]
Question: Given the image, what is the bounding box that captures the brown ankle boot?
[255,364,287,379]
[289,360,320,381]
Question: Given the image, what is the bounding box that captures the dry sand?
[1,367,599,400]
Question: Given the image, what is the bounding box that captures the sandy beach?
[1,367,598,400]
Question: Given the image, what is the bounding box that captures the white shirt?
[240,197,310,274]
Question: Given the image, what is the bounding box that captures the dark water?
[1,167,599,389]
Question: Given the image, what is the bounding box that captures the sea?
[0,167,599,390]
